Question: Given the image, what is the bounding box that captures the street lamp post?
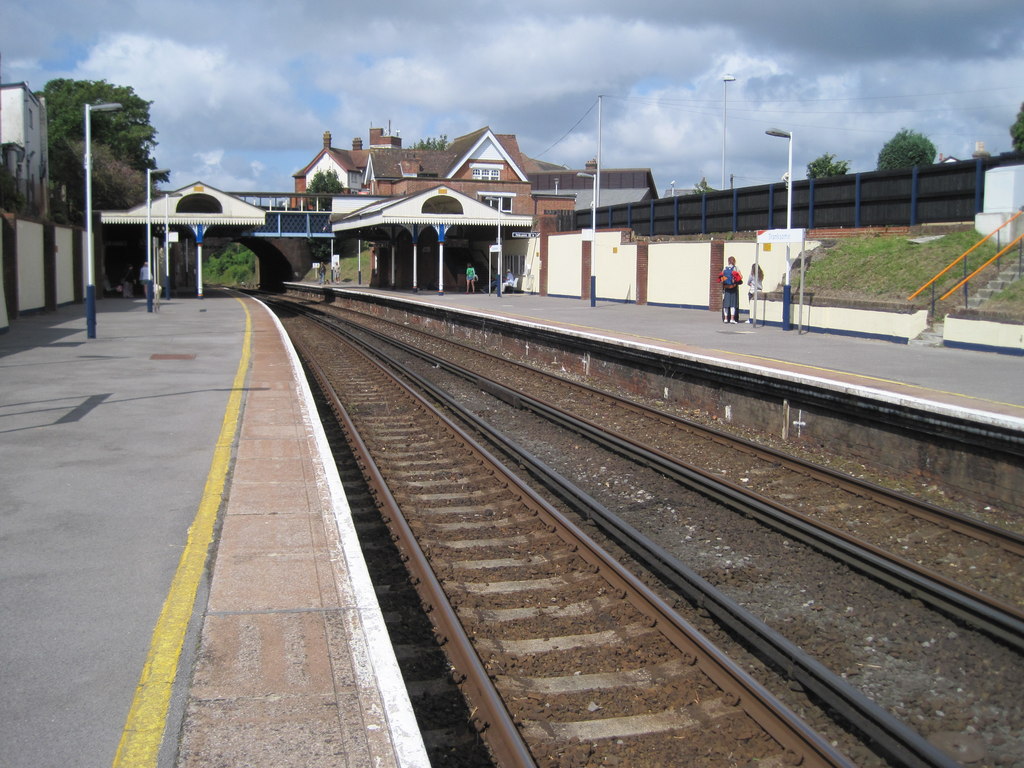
[146,167,170,313]
[84,101,122,338]
[162,192,182,301]
[577,171,597,307]
[766,128,794,330]
[722,74,736,190]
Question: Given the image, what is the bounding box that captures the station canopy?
[100,182,268,229]
[329,185,534,236]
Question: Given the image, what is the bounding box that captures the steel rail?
[337,302,1024,558]
[317,311,964,768]
[287,309,854,768]
[295,340,536,768]
[321,307,1024,651]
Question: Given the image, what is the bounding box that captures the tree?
[40,78,162,223]
[306,168,345,195]
[806,153,850,179]
[305,168,345,263]
[411,135,449,151]
[1011,102,1024,153]
[876,128,936,171]
[693,177,713,194]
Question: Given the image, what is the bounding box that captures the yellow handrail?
[939,231,1024,301]
[906,209,1023,301]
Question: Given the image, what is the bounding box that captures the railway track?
[261,294,1024,767]
[298,299,1024,634]
[282,311,854,767]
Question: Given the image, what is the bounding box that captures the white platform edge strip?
[259,300,431,768]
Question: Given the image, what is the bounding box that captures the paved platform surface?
[0,293,428,768]
[3,285,1020,767]
[329,286,1024,422]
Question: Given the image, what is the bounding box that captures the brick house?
[294,125,574,218]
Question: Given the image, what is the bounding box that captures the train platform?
[0,293,429,768]
[324,285,1024,424]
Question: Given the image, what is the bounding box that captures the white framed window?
[481,193,513,213]
[471,164,502,181]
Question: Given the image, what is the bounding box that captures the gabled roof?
[100,182,268,226]
[294,145,369,178]
[442,127,529,181]
[331,184,534,232]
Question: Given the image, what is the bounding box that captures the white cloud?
[2,1,1020,193]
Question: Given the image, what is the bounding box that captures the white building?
[1,81,49,217]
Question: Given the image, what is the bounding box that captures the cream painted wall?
[594,232,636,302]
[55,227,76,305]
[16,219,45,312]
[647,242,711,308]
[0,223,7,330]
[545,232,584,297]
[945,316,1024,353]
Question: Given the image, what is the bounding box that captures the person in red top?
[718,256,743,324]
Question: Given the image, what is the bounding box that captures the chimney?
[352,137,363,151]
[972,141,991,159]
[369,126,402,149]
[584,158,597,172]
[323,131,332,149]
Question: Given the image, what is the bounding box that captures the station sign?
[512,231,540,238]
[757,228,805,243]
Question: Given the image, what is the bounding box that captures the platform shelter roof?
[100,182,268,227]
[329,185,534,233]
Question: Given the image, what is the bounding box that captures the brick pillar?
[636,241,648,305]
[709,239,725,312]
[44,224,57,311]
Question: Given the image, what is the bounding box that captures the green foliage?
[203,243,256,286]
[307,168,345,194]
[798,230,999,301]
[876,128,936,171]
[410,135,449,151]
[0,164,27,213]
[693,177,713,194]
[806,153,850,179]
[1011,102,1024,153]
[40,78,161,222]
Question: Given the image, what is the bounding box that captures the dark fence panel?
[564,154,1023,235]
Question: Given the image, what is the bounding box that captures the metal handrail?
[906,209,1023,301]
[939,230,1024,301]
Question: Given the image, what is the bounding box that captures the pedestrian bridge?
[100,182,341,291]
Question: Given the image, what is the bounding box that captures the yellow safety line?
[716,349,1024,412]
[112,298,252,767]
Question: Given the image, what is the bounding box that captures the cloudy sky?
[3,0,1022,196]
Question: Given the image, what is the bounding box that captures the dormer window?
[471,163,502,181]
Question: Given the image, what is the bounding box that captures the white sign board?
[757,228,805,244]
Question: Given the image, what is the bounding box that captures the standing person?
[718,256,743,324]
[465,263,477,293]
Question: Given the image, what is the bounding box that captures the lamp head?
[89,102,123,113]
[766,128,792,139]
[577,171,594,179]
[722,74,736,83]
[150,167,171,176]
